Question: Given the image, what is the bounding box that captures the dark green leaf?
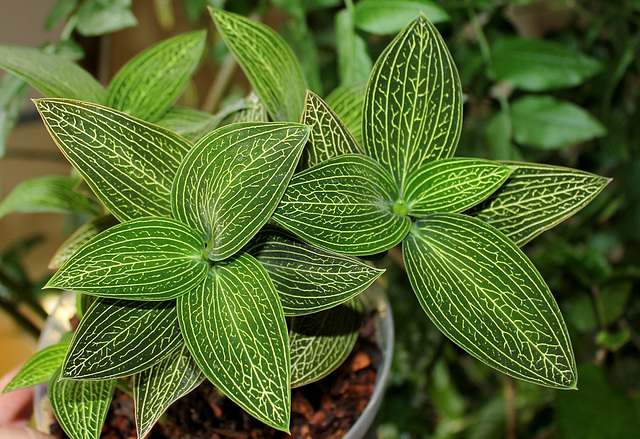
[177,253,290,431]
[300,90,361,169]
[289,298,362,387]
[488,37,602,91]
[62,298,182,379]
[336,9,373,85]
[0,73,29,157]
[46,217,208,300]
[511,96,606,150]
[133,343,205,439]
[106,31,206,122]
[404,158,513,217]
[246,227,383,315]
[363,14,462,191]
[35,99,192,221]
[274,154,411,256]
[0,176,102,219]
[0,46,105,102]
[2,342,69,394]
[403,213,577,388]
[325,81,366,147]
[210,8,307,122]
[172,122,310,261]
[354,0,449,35]
[468,162,611,246]
[76,0,137,36]
[48,367,115,439]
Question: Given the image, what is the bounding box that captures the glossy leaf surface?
[211,8,307,122]
[172,122,309,261]
[468,162,611,246]
[354,0,449,34]
[46,217,207,300]
[246,227,383,316]
[133,343,205,439]
[403,213,577,388]
[325,81,366,146]
[62,298,182,379]
[0,45,106,102]
[274,154,411,256]
[177,253,290,431]
[405,158,513,217]
[363,14,462,192]
[35,99,192,221]
[49,367,115,439]
[290,298,362,387]
[106,31,206,122]
[1,342,69,394]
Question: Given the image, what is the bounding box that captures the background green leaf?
[177,253,291,431]
[76,0,137,37]
[354,0,449,35]
[2,342,69,394]
[336,8,373,85]
[46,217,207,300]
[35,99,192,221]
[231,92,268,123]
[325,81,366,146]
[156,102,245,143]
[0,73,29,157]
[62,298,182,380]
[403,213,577,388]
[171,122,309,261]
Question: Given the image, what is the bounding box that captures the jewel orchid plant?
[0,6,610,439]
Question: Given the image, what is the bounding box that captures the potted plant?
[0,5,609,439]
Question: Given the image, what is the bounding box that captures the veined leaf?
[273,154,411,256]
[177,253,290,431]
[62,298,182,380]
[232,92,268,123]
[404,158,513,217]
[106,31,206,122]
[403,213,577,388]
[35,99,192,221]
[210,8,307,122]
[336,8,373,85]
[48,367,115,439]
[172,122,310,261]
[0,73,29,157]
[487,37,602,91]
[468,162,611,246]
[49,215,119,269]
[354,0,450,35]
[246,227,383,316]
[156,102,245,143]
[0,176,102,219]
[363,14,462,192]
[300,90,361,169]
[0,45,105,102]
[46,217,208,300]
[133,343,205,439]
[2,342,69,394]
[325,81,366,146]
[290,298,362,387]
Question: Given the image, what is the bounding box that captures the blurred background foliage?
[1,0,639,438]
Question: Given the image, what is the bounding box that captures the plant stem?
[467,4,491,64]
[202,54,237,113]
[0,269,48,320]
[504,375,517,439]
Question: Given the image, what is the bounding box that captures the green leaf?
[76,0,137,37]
[177,253,290,431]
[0,73,28,157]
[0,46,105,102]
[231,92,268,123]
[0,176,102,220]
[468,162,611,246]
[363,14,462,192]
[156,102,245,143]
[44,0,78,31]
[35,99,192,221]
[246,227,383,316]
[325,81,366,147]
[336,9,373,85]
[487,37,602,91]
[46,217,208,300]
[133,343,205,439]
[300,90,361,169]
[106,31,206,123]
[172,122,310,261]
[403,213,577,388]
[210,8,307,122]
[48,367,115,439]
[273,154,411,256]
[1,342,69,394]
[280,18,323,95]
[404,158,513,217]
[62,298,182,380]
[290,298,363,387]
[510,96,606,150]
[354,0,449,35]
[49,215,119,269]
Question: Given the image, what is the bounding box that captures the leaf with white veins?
[2,342,69,394]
